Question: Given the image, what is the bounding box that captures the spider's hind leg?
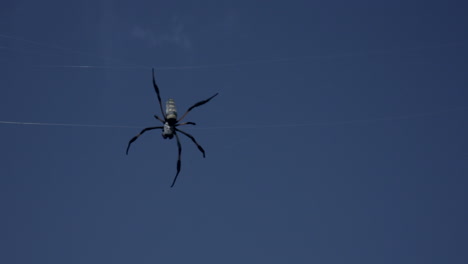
[154,115,165,123]
[176,121,196,126]
[177,93,218,122]
[152,68,166,118]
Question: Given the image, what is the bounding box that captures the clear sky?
[1,0,467,263]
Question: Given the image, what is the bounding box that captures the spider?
[126,68,218,187]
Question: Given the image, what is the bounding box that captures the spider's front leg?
[126,126,163,154]
[176,128,205,158]
[171,132,183,188]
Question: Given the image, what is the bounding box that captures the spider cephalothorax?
[162,121,175,139]
[126,68,218,187]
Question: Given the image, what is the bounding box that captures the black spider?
[126,68,218,187]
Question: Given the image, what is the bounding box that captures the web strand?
[1,106,465,130]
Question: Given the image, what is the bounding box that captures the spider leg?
[152,68,166,118]
[177,93,219,122]
[126,126,163,155]
[171,132,182,188]
[154,115,165,123]
[176,121,196,126]
[176,128,205,158]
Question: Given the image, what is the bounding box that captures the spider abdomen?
[165,99,177,121]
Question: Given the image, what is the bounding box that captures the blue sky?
[1,0,467,263]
